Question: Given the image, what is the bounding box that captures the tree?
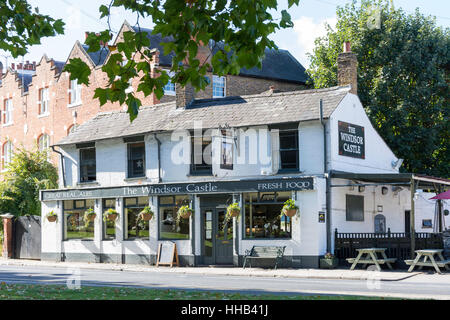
[307,0,449,177]
[0,148,58,216]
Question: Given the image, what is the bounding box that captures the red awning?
[430,190,450,200]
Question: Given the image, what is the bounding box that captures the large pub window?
[63,199,95,240]
[279,129,299,171]
[190,133,212,175]
[244,191,292,239]
[124,196,149,240]
[103,198,116,240]
[159,195,190,240]
[127,140,146,178]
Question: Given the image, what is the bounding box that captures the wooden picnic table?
[405,249,450,274]
[346,248,396,271]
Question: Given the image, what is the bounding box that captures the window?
[79,147,96,182]
[69,79,81,105]
[422,219,432,229]
[279,130,299,171]
[244,192,292,239]
[3,98,13,124]
[212,75,226,98]
[159,195,190,240]
[2,141,12,170]
[124,197,149,240]
[191,134,212,175]
[374,214,386,233]
[63,199,95,240]
[38,134,50,161]
[346,194,364,221]
[103,198,116,240]
[127,142,145,178]
[163,71,176,96]
[38,88,49,115]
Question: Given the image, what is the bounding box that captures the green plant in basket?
[103,208,118,222]
[223,203,240,230]
[83,207,96,227]
[138,206,154,221]
[280,199,299,218]
[46,210,57,222]
[176,205,193,225]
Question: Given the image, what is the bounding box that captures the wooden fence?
[334,228,444,266]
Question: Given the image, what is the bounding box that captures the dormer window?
[163,71,176,96]
[212,75,226,98]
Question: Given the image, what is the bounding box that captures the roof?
[55,86,350,147]
[54,61,65,74]
[81,45,109,66]
[133,27,308,84]
[331,171,450,189]
[16,72,33,92]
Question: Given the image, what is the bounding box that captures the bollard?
[1,214,14,259]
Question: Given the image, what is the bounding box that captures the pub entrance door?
[202,207,233,265]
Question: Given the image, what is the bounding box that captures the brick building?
[0,21,308,171]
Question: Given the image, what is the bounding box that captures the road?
[0,265,448,299]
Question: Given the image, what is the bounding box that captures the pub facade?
[40,85,411,268]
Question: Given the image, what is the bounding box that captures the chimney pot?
[176,83,195,109]
[337,42,358,95]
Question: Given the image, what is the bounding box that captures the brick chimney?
[176,83,195,108]
[337,41,358,95]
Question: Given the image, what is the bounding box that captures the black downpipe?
[320,99,331,253]
[153,134,162,183]
[51,146,66,188]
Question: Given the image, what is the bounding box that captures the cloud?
[293,16,337,68]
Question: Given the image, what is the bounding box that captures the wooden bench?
[346,248,396,271]
[243,246,286,269]
[405,250,450,273]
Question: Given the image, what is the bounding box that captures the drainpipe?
[153,134,162,183]
[51,145,66,188]
[320,99,331,253]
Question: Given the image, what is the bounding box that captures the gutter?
[153,134,162,183]
[320,99,331,253]
[51,146,66,188]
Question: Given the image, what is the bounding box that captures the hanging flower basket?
[139,206,154,221]
[103,208,118,222]
[177,205,194,220]
[84,208,96,223]
[280,199,299,218]
[46,211,57,222]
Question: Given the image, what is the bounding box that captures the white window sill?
[2,122,13,127]
[67,101,82,108]
[164,91,176,96]
[38,113,50,118]
[124,176,147,182]
[77,181,99,187]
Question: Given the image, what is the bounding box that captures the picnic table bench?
[405,249,450,274]
[346,248,396,271]
[243,245,286,269]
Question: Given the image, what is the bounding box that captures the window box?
[319,257,339,269]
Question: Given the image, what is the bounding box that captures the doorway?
[202,207,233,265]
[405,210,411,234]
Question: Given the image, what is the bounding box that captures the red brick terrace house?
[0,21,308,173]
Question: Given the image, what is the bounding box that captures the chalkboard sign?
[156,241,179,267]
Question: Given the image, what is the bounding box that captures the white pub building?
[40,46,449,268]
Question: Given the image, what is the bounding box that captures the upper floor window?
[279,130,299,171]
[3,98,13,125]
[2,141,13,170]
[191,134,212,175]
[69,79,81,106]
[38,88,49,115]
[79,147,96,182]
[163,71,176,96]
[127,142,145,178]
[212,75,226,98]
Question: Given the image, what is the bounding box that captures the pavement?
[0,257,441,282]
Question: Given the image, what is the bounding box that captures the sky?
[2,0,449,70]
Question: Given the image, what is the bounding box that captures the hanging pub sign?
[338,121,365,159]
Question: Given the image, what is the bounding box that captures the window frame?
[3,98,13,125]
[158,195,191,240]
[63,199,96,241]
[127,142,146,179]
[69,79,82,106]
[346,194,365,222]
[123,196,149,240]
[2,141,13,170]
[278,129,299,172]
[79,147,97,183]
[212,75,226,98]
[38,87,49,115]
[190,133,212,175]
[102,198,117,240]
[163,70,176,96]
